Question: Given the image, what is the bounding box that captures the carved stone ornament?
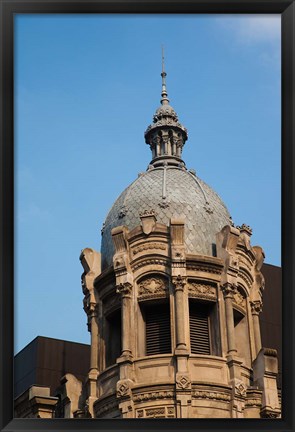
[158,199,170,209]
[250,300,263,315]
[172,275,187,292]
[234,381,247,398]
[116,380,132,399]
[113,256,126,270]
[139,209,157,218]
[260,407,281,419]
[136,405,175,419]
[176,374,191,390]
[188,282,216,301]
[193,390,231,402]
[139,209,157,235]
[204,201,214,214]
[118,206,128,219]
[132,258,167,271]
[221,283,236,299]
[245,398,262,407]
[237,224,253,236]
[132,242,166,256]
[233,288,246,308]
[145,407,166,418]
[116,282,132,298]
[229,255,239,269]
[263,347,277,357]
[133,390,174,403]
[138,277,167,300]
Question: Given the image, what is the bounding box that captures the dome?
[100,166,231,270]
[155,104,177,117]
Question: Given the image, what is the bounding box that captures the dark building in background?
[260,264,282,389]
[14,337,90,418]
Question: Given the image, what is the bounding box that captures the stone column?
[176,143,181,158]
[221,283,237,355]
[251,300,262,355]
[172,275,187,352]
[156,139,160,157]
[89,303,99,371]
[172,139,176,156]
[117,282,133,358]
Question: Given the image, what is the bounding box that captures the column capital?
[116,282,133,298]
[221,283,236,299]
[172,275,187,292]
[250,300,263,315]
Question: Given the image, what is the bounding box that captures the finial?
[161,45,169,105]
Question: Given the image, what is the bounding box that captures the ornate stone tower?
[79,57,281,419]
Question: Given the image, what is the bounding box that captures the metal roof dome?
[100,166,231,270]
[100,52,232,269]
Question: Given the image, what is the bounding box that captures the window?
[189,301,211,355]
[144,303,171,356]
[105,309,121,367]
[234,308,251,366]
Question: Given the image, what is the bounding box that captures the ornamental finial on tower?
[144,49,188,167]
[161,46,169,105]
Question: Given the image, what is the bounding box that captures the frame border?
[1,1,294,431]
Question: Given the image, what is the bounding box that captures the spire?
[144,50,188,168]
[161,46,169,105]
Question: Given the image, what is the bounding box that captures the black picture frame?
[0,1,294,431]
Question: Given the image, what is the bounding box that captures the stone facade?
[78,218,280,419]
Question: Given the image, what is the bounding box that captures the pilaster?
[253,348,280,418]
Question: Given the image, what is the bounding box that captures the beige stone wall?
[79,218,280,419]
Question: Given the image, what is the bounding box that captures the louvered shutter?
[189,303,211,355]
[145,304,171,355]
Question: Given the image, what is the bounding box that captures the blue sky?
[14,14,281,353]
